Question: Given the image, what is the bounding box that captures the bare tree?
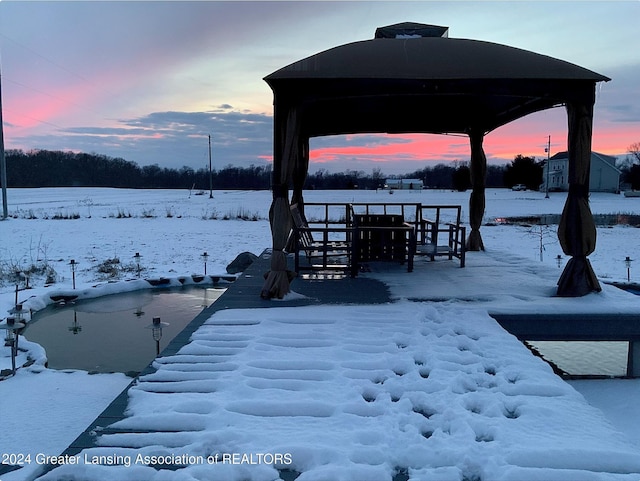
[629,142,640,164]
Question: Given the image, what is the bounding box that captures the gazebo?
[260,22,610,300]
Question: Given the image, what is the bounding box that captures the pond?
[528,341,629,378]
[23,287,225,375]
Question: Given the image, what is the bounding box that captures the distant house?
[540,151,621,193]
[384,178,423,190]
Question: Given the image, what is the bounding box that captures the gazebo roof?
[266,35,609,82]
[264,24,610,136]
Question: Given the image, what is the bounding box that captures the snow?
[1,187,640,480]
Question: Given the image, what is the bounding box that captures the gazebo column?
[261,105,299,299]
[557,96,601,296]
[466,129,487,251]
[290,136,310,211]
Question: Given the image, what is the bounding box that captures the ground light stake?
[134,252,142,278]
[625,256,633,282]
[1,315,25,376]
[201,252,209,275]
[69,259,78,289]
[146,316,169,356]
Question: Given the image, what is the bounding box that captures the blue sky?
[1,1,639,174]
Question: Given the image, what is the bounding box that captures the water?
[529,341,629,377]
[24,287,225,374]
[495,213,640,227]
[529,286,639,378]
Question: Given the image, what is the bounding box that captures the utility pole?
[208,134,213,199]
[544,135,551,199]
[1,67,8,219]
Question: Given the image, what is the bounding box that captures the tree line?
[4,149,272,190]
[4,147,639,191]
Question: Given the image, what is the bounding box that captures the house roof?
[551,151,621,173]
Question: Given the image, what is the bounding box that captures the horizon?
[1,1,639,175]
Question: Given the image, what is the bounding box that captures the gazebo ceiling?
[264,25,610,137]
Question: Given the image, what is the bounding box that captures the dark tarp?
[261,24,609,299]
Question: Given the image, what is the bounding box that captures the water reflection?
[24,287,225,375]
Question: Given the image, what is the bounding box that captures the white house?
[384,178,423,190]
[540,151,621,193]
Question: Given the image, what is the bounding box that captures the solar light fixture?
[201,252,210,275]
[625,256,633,282]
[69,259,78,289]
[146,316,169,355]
[1,316,26,376]
[134,252,142,278]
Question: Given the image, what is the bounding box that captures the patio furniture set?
[288,202,466,277]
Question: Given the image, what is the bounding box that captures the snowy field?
[1,187,640,480]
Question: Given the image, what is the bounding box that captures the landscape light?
[13,269,22,306]
[1,316,26,376]
[556,255,563,268]
[201,252,210,275]
[146,316,169,356]
[134,252,142,278]
[69,259,78,289]
[625,256,633,282]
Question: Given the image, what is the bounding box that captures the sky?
[1,1,639,175]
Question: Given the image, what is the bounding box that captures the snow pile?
[0,368,131,481]
[40,303,640,481]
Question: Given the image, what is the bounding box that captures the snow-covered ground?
[1,187,640,480]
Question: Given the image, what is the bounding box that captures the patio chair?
[416,205,466,267]
[289,203,354,275]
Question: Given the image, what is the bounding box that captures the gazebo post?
[261,102,299,299]
[557,91,602,296]
[291,136,310,211]
[467,129,487,251]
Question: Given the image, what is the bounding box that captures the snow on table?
[40,302,640,481]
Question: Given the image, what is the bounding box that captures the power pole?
[1,67,8,219]
[208,134,213,199]
[544,135,551,199]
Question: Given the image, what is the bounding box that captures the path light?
[69,259,77,289]
[1,316,26,376]
[133,252,142,278]
[201,252,209,276]
[68,311,82,335]
[625,256,633,282]
[556,255,563,269]
[13,269,22,305]
[146,316,169,356]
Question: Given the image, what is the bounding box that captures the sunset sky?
[1,1,639,174]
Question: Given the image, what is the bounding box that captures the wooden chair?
[416,205,466,267]
[289,203,355,275]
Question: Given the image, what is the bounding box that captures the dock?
[33,250,640,480]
